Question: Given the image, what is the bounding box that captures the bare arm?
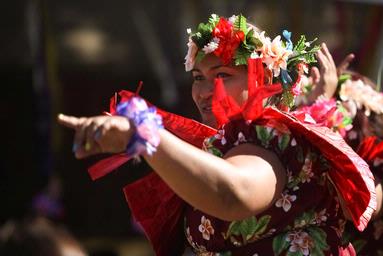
[144,129,287,221]
[58,114,287,221]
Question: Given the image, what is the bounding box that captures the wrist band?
[116,97,163,158]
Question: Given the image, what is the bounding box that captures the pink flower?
[198,216,215,240]
[291,75,302,96]
[300,157,314,183]
[313,209,328,224]
[275,191,297,212]
[286,231,312,256]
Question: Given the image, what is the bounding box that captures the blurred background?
[1,0,382,255]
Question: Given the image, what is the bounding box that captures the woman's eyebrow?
[210,65,225,70]
[191,65,227,73]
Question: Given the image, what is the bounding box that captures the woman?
[58,14,376,255]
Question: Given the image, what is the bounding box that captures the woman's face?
[191,54,248,128]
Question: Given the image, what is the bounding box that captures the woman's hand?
[57,114,133,159]
[307,43,339,102]
[307,43,355,103]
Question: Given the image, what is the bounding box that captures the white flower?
[198,216,215,240]
[187,28,192,34]
[228,15,237,25]
[214,129,226,145]
[234,132,247,146]
[202,37,220,54]
[275,191,297,212]
[185,37,199,71]
[250,51,260,59]
[262,35,293,77]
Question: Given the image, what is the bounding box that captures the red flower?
[212,17,245,64]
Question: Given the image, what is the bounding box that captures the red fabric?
[123,172,185,256]
[357,136,383,162]
[264,108,376,231]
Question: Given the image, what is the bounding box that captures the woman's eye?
[216,72,230,78]
[193,75,205,81]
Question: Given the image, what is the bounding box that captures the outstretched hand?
[57,114,133,159]
[307,43,355,103]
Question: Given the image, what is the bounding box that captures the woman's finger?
[75,142,102,159]
[57,114,81,129]
[337,53,355,76]
[321,43,335,66]
[316,50,329,71]
[73,118,91,154]
[84,120,105,152]
[310,66,321,84]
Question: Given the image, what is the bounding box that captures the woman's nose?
[198,80,214,100]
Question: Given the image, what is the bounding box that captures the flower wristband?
[116,97,163,158]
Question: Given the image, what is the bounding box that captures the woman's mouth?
[201,105,212,113]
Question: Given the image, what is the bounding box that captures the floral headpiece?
[185,14,320,108]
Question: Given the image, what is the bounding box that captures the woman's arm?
[58,114,287,221]
[144,129,287,221]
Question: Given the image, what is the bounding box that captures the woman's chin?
[202,115,217,128]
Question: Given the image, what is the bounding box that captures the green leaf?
[278,134,291,151]
[252,215,271,236]
[234,47,251,66]
[338,73,351,85]
[281,90,295,109]
[246,29,262,49]
[226,221,241,237]
[310,244,325,256]
[238,217,257,242]
[233,14,247,34]
[255,125,274,147]
[208,14,220,26]
[308,226,329,251]
[272,232,289,255]
[209,147,223,157]
[195,50,206,63]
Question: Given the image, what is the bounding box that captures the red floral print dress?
[184,118,351,256]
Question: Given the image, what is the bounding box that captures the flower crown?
[185,14,320,108]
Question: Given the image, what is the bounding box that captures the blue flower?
[281,69,292,87]
[283,30,293,51]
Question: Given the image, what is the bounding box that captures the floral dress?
[184,118,351,256]
[342,122,383,256]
